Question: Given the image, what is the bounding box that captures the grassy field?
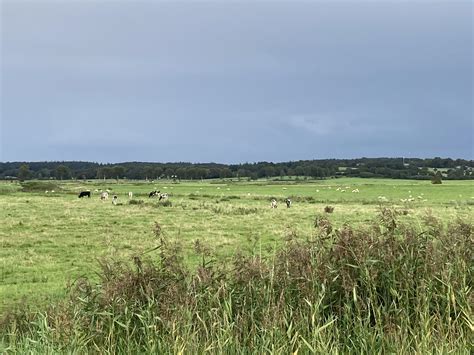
[1,177,472,310]
[0,177,473,353]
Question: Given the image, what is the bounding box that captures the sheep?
[112,195,118,205]
[270,199,278,208]
[128,191,133,199]
[100,192,109,200]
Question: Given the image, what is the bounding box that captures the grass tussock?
[128,199,144,205]
[1,208,472,353]
[324,205,335,213]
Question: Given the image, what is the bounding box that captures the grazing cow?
[159,192,168,201]
[100,192,109,201]
[78,191,91,198]
[128,191,133,199]
[149,190,160,198]
[285,198,292,208]
[112,195,118,205]
[270,199,278,208]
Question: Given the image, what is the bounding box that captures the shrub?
[324,205,334,213]
[431,171,443,184]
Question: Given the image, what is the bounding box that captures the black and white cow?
[159,192,168,201]
[78,191,91,198]
[149,190,160,198]
[285,198,292,208]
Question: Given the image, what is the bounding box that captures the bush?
[324,205,334,213]
[431,171,443,184]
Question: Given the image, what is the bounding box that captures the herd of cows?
[78,190,168,202]
[78,189,292,208]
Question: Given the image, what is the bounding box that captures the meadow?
[0,177,472,353]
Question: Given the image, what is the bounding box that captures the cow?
[149,190,160,198]
[285,198,292,208]
[78,191,91,198]
[100,192,109,201]
[159,192,168,201]
[270,199,278,208]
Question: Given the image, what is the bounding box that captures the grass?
[1,204,472,353]
[1,178,472,309]
[0,177,472,352]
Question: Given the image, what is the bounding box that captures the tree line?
[1,157,473,181]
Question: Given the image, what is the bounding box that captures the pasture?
[1,177,473,353]
[1,177,472,311]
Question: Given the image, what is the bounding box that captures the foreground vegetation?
[1,206,472,353]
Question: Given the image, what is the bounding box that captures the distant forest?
[1,157,473,181]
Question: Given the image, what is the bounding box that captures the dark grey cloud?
[1,0,472,163]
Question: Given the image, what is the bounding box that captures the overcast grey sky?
[1,0,472,163]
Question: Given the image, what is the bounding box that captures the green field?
[1,177,472,310]
[1,177,473,353]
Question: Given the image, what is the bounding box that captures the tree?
[112,166,126,180]
[431,171,443,184]
[219,168,232,178]
[18,164,31,181]
[55,165,71,180]
[38,168,51,179]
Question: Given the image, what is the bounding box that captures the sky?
[1,0,473,163]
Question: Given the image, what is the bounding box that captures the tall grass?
[1,207,472,353]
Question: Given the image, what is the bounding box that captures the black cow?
[149,190,160,198]
[78,191,91,198]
